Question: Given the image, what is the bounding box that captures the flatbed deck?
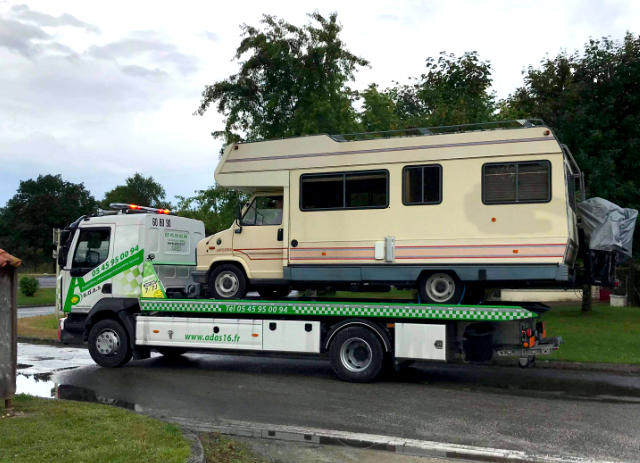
[139,297,539,322]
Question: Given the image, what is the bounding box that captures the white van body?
[196,121,583,303]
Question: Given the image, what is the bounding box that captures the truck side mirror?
[235,203,243,233]
[57,245,68,267]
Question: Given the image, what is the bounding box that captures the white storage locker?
[394,323,447,361]
[263,320,320,353]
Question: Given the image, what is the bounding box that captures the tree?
[379,51,496,129]
[195,12,368,143]
[500,34,640,215]
[0,175,96,270]
[101,173,170,209]
[359,84,401,133]
[175,185,247,236]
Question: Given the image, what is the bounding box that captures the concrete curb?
[495,358,640,375]
[17,337,62,347]
[535,359,640,375]
[168,417,618,463]
[181,428,205,463]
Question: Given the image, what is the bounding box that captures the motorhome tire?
[208,264,247,299]
[257,287,290,299]
[88,319,132,368]
[418,272,463,304]
[330,327,384,382]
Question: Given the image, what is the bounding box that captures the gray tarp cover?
[577,197,638,261]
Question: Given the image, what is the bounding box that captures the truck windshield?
[241,196,283,226]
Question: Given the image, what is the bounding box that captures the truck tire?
[418,272,463,304]
[88,319,132,368]
[257,287,290,300]
[330,327,384,382]
[208,264,247,299]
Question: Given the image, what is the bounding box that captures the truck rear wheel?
[208,264,247,299]
[88,319,132,368]
[330,327,384,382]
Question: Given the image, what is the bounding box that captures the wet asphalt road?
[47,351,640,462]
[18,306,56,318]
[36,276,56,288]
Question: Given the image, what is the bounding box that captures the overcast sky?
[1,0,638,206]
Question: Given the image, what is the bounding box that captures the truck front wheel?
[88,319,132,368]
[330,327,384,382]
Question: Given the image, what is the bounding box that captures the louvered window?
[482,161,550,204]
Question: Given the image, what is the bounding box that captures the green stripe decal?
[63,249,145,312]
[139,298,537,321]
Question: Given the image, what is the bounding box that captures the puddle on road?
[16,343,141,410]
[17,373,140,410]
[16,374,57,398]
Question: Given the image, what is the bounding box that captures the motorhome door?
[233,194,286,279]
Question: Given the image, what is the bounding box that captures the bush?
[19,276,39,297]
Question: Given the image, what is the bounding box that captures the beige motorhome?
[196,120,586,303]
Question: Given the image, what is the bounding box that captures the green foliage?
[17,287,56,308]
[500,34,640,218]
[195,12,368,142]
[378,51,496,129]
[19,275,39,297]
[0,174,96,269]
[359,84,401,132]
[101,173,170,209]
[175,184,247,235]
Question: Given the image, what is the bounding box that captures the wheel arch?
[323,319,392,353]
[84,297,139,349]
[207,258,251,281]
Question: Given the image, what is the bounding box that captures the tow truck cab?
[56,204,204,344]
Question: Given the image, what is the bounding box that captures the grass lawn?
[18,313,59,340]
[543,303,640,364]
[0,395,190,463]
[199,433,266,463]
[17,287,56,307]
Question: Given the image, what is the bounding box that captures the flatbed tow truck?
[57,204,562,382]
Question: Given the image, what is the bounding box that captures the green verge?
[544,303,640,364]
[0,395,190,463]
[18,313,59,340]
[199,433,267,463]
[17,287,56,307]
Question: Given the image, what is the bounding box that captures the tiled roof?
[0,249,22,268]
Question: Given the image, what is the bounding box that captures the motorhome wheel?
[419,272,463,304]
[208,264,247,299]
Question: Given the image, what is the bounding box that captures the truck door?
[233,194,286,279]
[61,225,114,313]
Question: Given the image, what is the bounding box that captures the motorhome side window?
[242,196,283,225]
[300,170,388,210]
[72,228,110,269]
[403,164,442,205]
[482,161,551,204]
